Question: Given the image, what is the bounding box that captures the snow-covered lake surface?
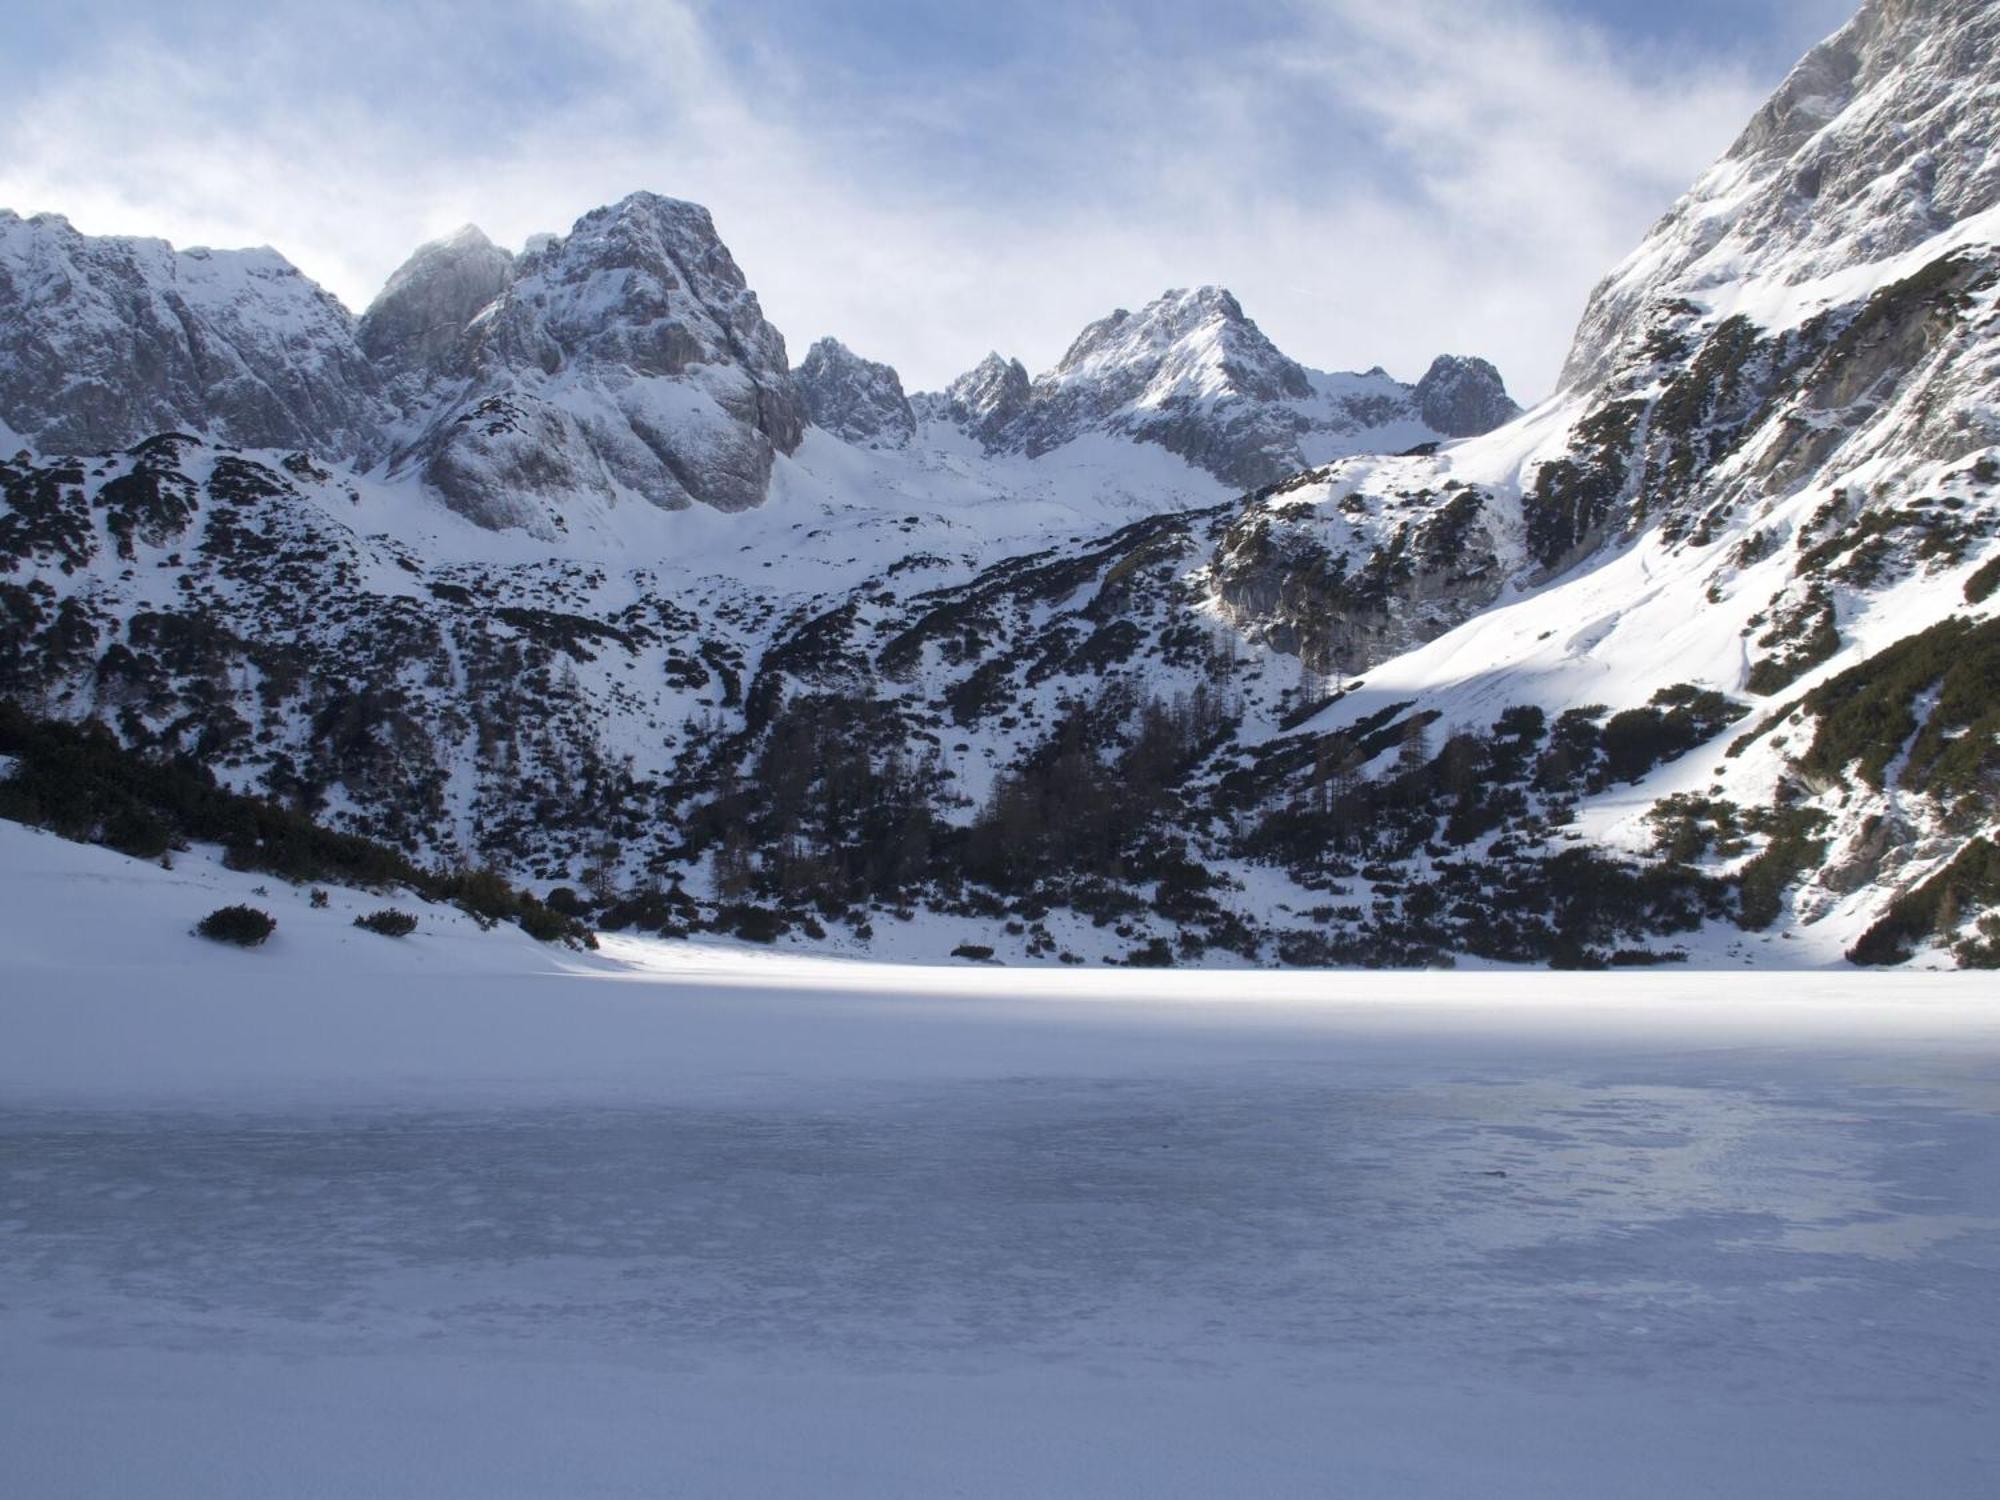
[3,824,1998,1497]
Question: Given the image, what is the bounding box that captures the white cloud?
[0,0,1801,401]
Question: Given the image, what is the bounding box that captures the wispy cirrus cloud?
[0,0,1851,399]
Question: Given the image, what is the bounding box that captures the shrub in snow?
[443,867,519,928]
[1849,836,2000,968]
[518,900,597,949]
[1958,915,2000,970]
[101,804,173,860]
[354,908,419,938]
[594,887,695,937]
[951,943,996,962]
[719,904,785,944]
[195,905,276,947]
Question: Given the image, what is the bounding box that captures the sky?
[0,0,1858,401]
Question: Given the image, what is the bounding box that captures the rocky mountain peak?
[796,338,915,449]
[940,353,1033,442]
[357,224,514,377]
[919,287,1512,489]
[0,208,381,459]
[1413,355,1520,439]
[387,190,809,528]
[475,193,799,420]
[1560,0,2000,394]
[1046,285,1312,407]
[0,193,1514,530]
[1007,284,1316,484]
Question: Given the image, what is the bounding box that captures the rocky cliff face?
[1017,287,1315,488]
[0,202,1517,534]
[378,194,808,533]
[1210,0,2000,666]
[1205,466,1507,678]
[923,287,1518,488]
[795,338,915,448]
[1504,0,2000,585]
[925,353,1033,446]
[356,225,514,381]
[1561,0,2000,398]
[0,198,812,530]
[1188,0,2000,967]
[1413,356,1517,440]
[0,211,383,459]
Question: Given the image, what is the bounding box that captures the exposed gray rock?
[1206,471,1507,676]
[1203,0,2000,703]
[357,225,513,380]
[1016,287,1315,489]
[936,353,1032,445]
[388,192,808,524]
[1560,0,2000,397]
[796,337,915,448]
[1413,356,1520,439]
[0,210,382,458]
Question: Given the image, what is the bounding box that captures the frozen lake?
[2,829,1998,1496]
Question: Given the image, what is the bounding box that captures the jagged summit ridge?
[2,1,1996,971]
[0,196,1515,530]
[927,353,1033,444]
[922,284,1517,487]
[0,209,382,459]
[795,337,915,448]
[1561,0,2000,394]
[375,192,809,532]
[0,195,812,531]
[1043,286,1314,409]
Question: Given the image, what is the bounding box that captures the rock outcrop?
[0,210,382,459]
[795,338,915,448]
[1413,356,1519,440]
[929,353,1032,446]
[356,225,514,380]
[379,193,807,531]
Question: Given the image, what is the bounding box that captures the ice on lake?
[3,831,1997,1496]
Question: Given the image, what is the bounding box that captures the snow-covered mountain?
[795,338,916,449]
[0,196,1509,536]
[365,193,809,535]
[1196,0,2000,959]
[1,0,1994,970]
[0,210,383,460]
[355,224,515,382]
[918,286,1516,488]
